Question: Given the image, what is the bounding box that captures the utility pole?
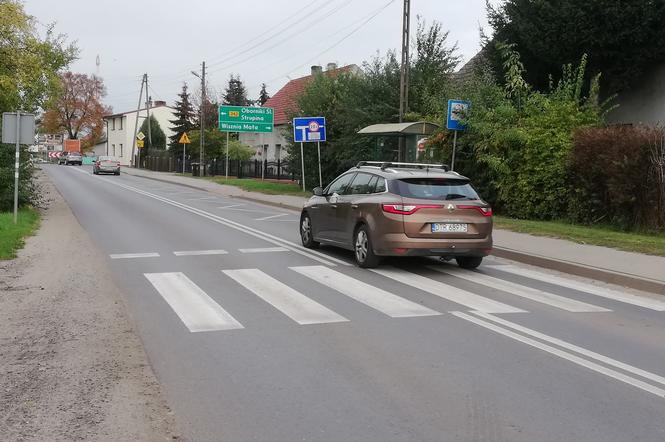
[131,74,146,167]
[398,0,411,162]
[192,62,206,176]
[145,74,152,151]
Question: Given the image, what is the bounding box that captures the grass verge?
[494,215,665,256]
[201,177,311,197]
[0,208,41,260]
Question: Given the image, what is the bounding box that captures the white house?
[103,100,176,166]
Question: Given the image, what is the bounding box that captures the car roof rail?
[355,161,449,171]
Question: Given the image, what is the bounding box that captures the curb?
[122,168,665,295]
[492,246,665,295]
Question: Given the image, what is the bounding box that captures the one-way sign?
[294,117,326,143]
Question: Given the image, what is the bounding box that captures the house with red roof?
[240,63,359,163]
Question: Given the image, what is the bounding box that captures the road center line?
[255,213,289,221]
[452,311,665,398]
[239,247,289,253]
[174,250,228,256]
[110,252,160,259]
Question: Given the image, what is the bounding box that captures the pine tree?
[223,74,250,106]
[139,115,166,155]
[257,83,270,106]
[168,83,196,150]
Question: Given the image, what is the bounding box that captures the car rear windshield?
[394,178,480,200]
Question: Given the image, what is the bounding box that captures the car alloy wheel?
[355,229,368,263]
[300,213,319,248]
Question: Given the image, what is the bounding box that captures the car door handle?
[351,204,359,209]
[330,204,337,209]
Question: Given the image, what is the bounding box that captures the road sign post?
[2,112,36,224]
[179,132,191,174]
[446,100,470,171]
[293,117,326,190]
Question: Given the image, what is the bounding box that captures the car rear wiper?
[444,193,473,200]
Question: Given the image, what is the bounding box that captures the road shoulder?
[0,170,180,440]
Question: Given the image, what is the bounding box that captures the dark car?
[59,151,82,165]
[300,161,493,268]
[93,156,121,175]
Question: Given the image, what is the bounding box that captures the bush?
[0,145,41,212]
[569,125,665,231]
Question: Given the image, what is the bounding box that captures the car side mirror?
[313,187,324,196]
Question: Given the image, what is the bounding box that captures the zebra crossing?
[140,264,665,333]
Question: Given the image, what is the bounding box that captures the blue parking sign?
[293,117,326,142]
[447,100,471,131]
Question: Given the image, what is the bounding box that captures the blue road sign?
[446,100,471,131]
[293,117,326,142]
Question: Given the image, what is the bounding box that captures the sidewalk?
[122,167,665,295]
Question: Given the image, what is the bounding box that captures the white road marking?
[271,219,299,222]
[255,213,289,221]
[371,267,525,314]
[110,252,160,259]
[452,311,665,398]
[173,249,228,256]
[218,204,245,209]
[471,311,665,387]
[89,178,348,266]
[238,247,289,253]
[145,272,244,332]
[186,196,220,201]
[487,265,665,311]
[292,266,441,318]
[428,266,611,313]
[223,269,348,325]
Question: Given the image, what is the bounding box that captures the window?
[119,144,123,157]
[111,144,116,156]
[395,178,479,200]
[348,173,374,195]
[326,173,355,195]
[374,177,387,193]
[367,175,378,193]
[119,117,123,130]
[275,144,282,159]
[111,119,115,130]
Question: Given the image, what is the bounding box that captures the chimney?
[310,65,323,75]
[326,62,338,71]
[153,100,166,107]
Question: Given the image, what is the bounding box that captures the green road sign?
[219,105,274,133]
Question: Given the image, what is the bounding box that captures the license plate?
[431,223,467,233]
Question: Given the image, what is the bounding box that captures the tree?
[42,72,111,149]
[0,0,76,211]
[138,115,166,155]
[486,0,665,94]
[168,83,196,151]
[0,0,77,114]
[257,83,270,106]
[188,130,253,161]
[223,74,250,106]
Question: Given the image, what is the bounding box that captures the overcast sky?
[24,0,496,112]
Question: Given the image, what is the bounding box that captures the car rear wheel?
[300,213,319,248]
[354,225,380,268]
[456,256,483,269]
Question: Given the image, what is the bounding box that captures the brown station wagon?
[300,162,493,268]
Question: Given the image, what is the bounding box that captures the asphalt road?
[45,164,665,442]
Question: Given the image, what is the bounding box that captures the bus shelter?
[357,121,440,162]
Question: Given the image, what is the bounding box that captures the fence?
[136,154,297,181]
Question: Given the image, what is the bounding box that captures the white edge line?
[255,213,289,221]
[110,252,160,259]
[471,311,665,387]
[451,311,665,398]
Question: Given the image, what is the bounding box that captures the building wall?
[607,62,665,125]
[239,125,289,162]
[105,105,176,165]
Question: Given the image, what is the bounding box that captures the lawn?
[202,177,311,197]
[0,208,40,260]
[494,215,665,256]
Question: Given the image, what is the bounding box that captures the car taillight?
[382,204,443,215]
[457,205,493,217]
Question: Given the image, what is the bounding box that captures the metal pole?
[260,133,265,180]
[182,143,186,174]
[317,141,322,188]
[300,141,306,191]
[225,131,229,180]
[451,130,458,171]
[200,61,206,176]
[13,112,20,224]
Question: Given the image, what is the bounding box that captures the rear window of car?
[99,156,117,161]
[394,178,480,200]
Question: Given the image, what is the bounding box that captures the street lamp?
[192,63,205,175]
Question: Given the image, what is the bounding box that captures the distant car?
[300,161,493,268]
[59,151,82,165]
[93,156,120,175]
